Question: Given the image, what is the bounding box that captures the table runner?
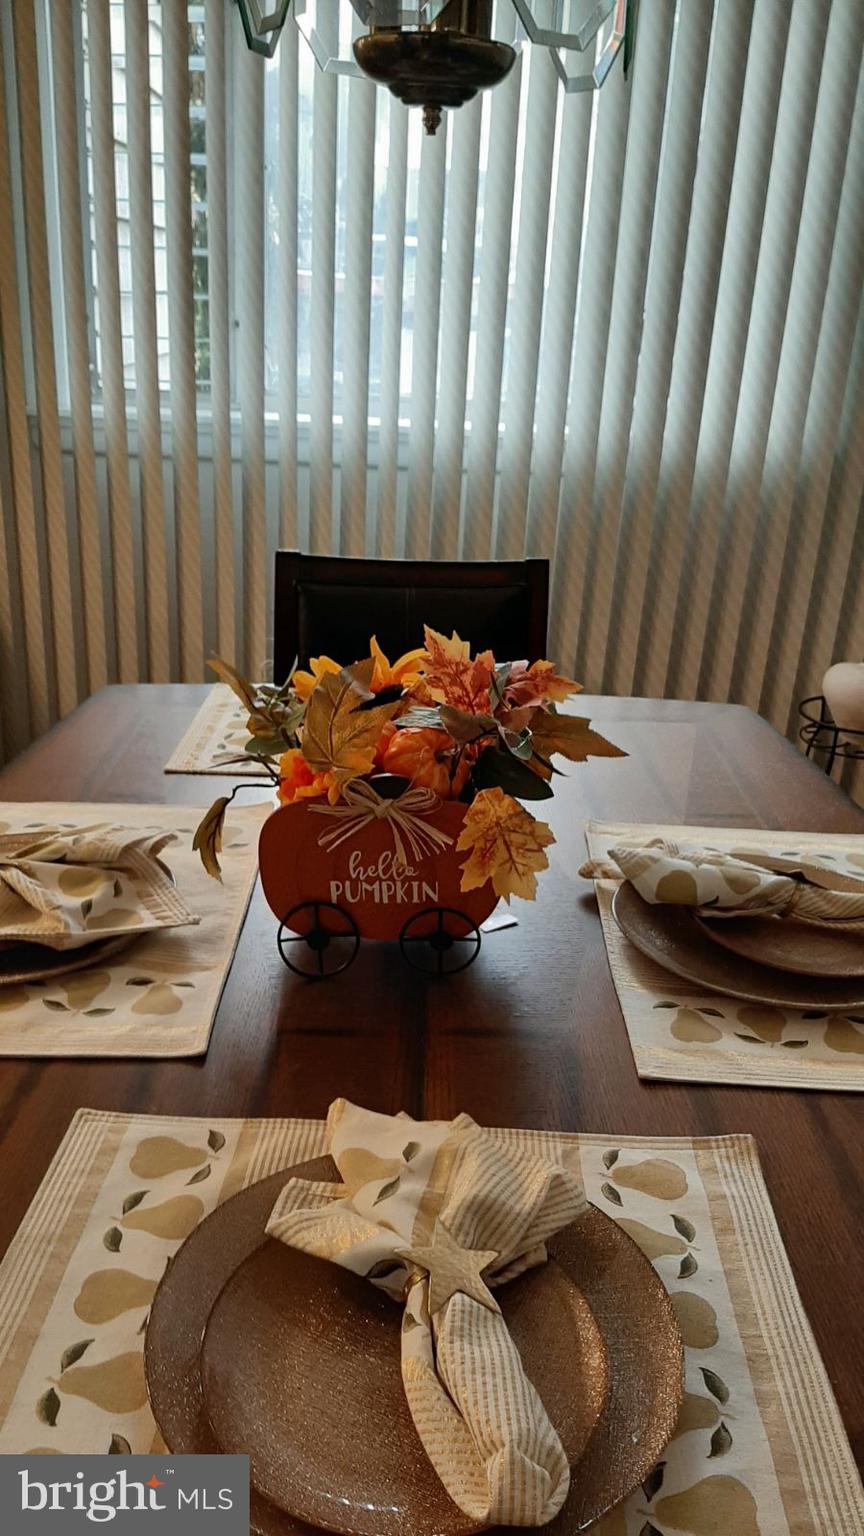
[0,803,266,1057]
[0,1112,861,1536]
[585,821,864,1091]
[164,684,264,775]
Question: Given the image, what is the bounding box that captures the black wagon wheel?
[399,907,481,976]
[277,901,360,979]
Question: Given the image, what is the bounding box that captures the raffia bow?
[309,780,453,872]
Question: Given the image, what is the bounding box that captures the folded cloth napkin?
[580,837,864,929]
[266,1099,587,1527]
[0,825,198,949]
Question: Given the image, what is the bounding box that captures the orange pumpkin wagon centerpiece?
[194,629,625,977]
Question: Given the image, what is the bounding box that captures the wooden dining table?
[0,685,862,1468]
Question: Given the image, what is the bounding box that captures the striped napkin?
[0,825,198,949]
[266,1098,587,1527]
[581,836,864,929]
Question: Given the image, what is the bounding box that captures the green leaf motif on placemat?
[60,1339,94,1373]
[373,1176,401,1206]
[700,1366,730,1404]
[641,1461,665,1501]
[208,1130,226,1154]
[365,1260,404,1282]
[109,1434,132,1454]
[36,1387,60,1427]
[601,1181,623,1207]
[103,1227,122,1253]
[709,1421,733,1459]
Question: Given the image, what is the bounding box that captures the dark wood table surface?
[0,686,862,1465]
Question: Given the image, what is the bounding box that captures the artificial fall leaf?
[207,656,257,713]
[527,753,553,782]
[529,711,626,764]
[301,659,401,790]
[421,626,495,715]
[456,787,555,903]
[208,658,304,746]
[192,797,230,880]
[496,704,535,734]
[439,704,497,743]
[504,660,583,708]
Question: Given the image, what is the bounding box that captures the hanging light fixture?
[234,1,636,134]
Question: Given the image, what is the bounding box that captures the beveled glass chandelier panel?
[235,0,634,128]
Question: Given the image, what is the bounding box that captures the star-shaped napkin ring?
[397,1218,500,1316]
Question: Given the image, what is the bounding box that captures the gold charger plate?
[200,1227,606,1536]
[145,1156,683,1536]
[0,934,132,986]
[613,883,864,1010]
[693,914,864,978]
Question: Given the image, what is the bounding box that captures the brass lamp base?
[353,29,516,134]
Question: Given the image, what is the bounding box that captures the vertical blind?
[0,0,862,792]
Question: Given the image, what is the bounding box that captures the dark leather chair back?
[272,553,549,681]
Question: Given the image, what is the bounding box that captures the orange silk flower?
[369,636,428,693]
[380,727,470,800]
[293,638,427,703]
[292,656,342,703]
[277,748,338,805]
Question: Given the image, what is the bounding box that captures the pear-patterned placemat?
[164,685,264,775]
[584,821,864,1091]
[0,1110,861,1535]
[0,803,267,1057]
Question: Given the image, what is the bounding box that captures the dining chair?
[272,553,549,681]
